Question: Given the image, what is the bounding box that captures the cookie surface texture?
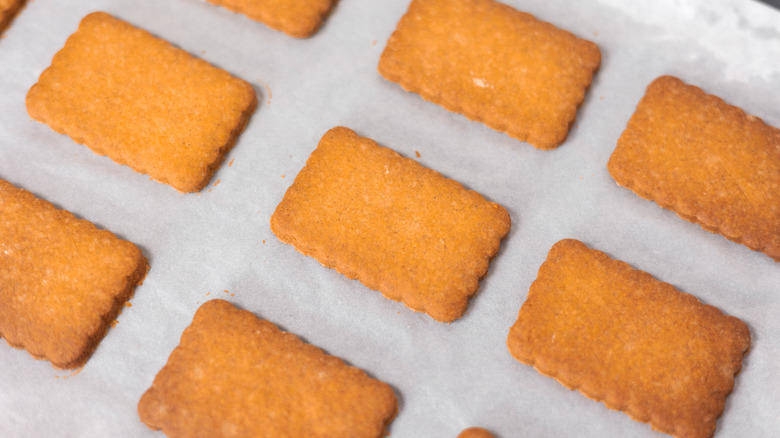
[507,239,750,438]
[0,0,25,34]
[0,179,149,369]
[204,0,336,38]
[138,299,398,437]
[270,127,511,322]
[608,75,780,261]
[26,12,257,192]
[378,0,600,149]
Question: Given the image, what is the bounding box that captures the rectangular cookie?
[204,0,336,38]
[270,127,511,322]
[608,75,780,261]
[138,299,398,437]
[0,179,149,369]
[26,12,257,193]
[0,0,25,34]
[507,239,750,438]
[378,0,600,149]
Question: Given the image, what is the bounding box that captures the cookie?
[507,239,750,438]
[138,299,398,437]
[270,127,511,322]
[608,75,780,261]
[457,427,495,438]
[0,0,25,34]
[204,0,337,38]
[0,179,149,369]
[26,12,257,193]
[378,0,600,149]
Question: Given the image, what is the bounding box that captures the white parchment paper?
[1,0,778,436]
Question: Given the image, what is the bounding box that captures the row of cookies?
[3,0,777,437]
[0,166,753,438]
[22,2,780,261]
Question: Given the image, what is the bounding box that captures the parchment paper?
[1,0,778,436]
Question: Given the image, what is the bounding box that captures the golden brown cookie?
[204,0,337,38]
[0,179,149,369]
[270,127,511,322]
[138,299,398,437]
[507,239,750,438]
[608,75,780,261]
[0,0,25,35]
[26,12,257,193]
[378,0,600,149]
[457,426,496,438]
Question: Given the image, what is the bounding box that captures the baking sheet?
[1,0,779,436]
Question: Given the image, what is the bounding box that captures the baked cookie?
[270,127,511,322]
[26,12,257,192]
[608,75,780,261]
[203,0,337,38]
[0,0,25,34]
[138,299,398,437]
[457,426,495,438]
[0,179,149,369]
[508,239,750,438]
[379,0,600,149]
